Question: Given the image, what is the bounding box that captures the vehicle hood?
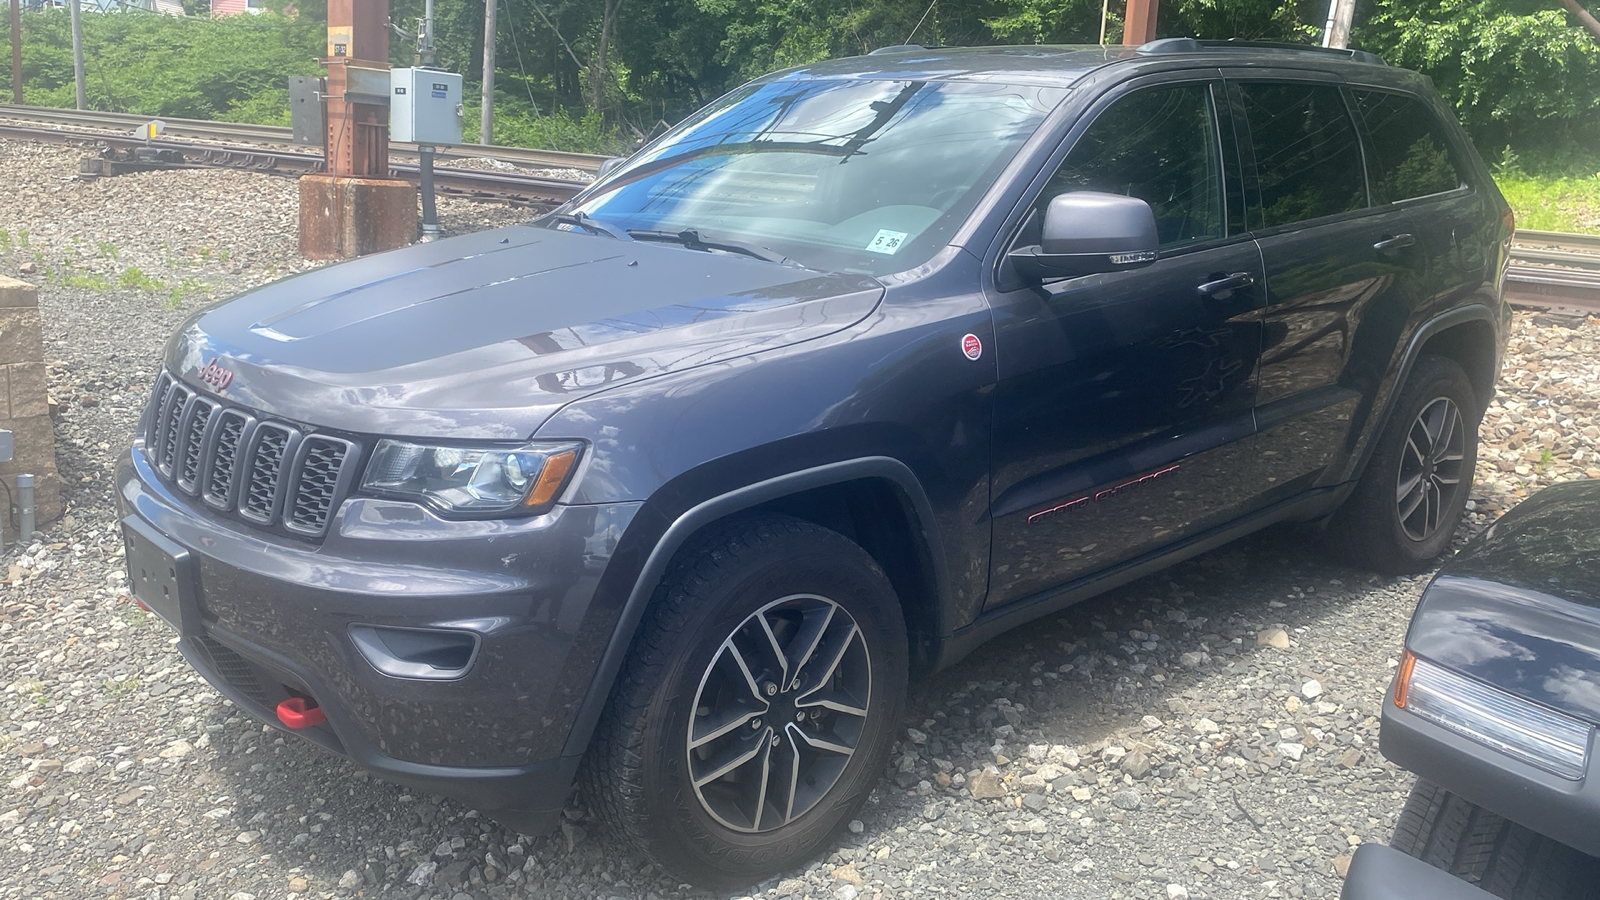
[164,225,884,439]
[1407,480,1600,725]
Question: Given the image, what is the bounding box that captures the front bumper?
[117,446,640,828]
[1381,681,1600,858]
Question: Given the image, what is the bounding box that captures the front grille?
[143,371,358,538]
[194,636,270,708]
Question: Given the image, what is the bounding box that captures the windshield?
[563,77,1068,275]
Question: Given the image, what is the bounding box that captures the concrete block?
[299,174,418,260]
[5,363,47,419]
[0,307,43,365]
[0,276,38,309]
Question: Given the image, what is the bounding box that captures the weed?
[98,241,120,261]
[120,267,162,292]
[117,604,150,628]
[62,272,112,290]
[104,675,141,696]
[166,277,206,309]
[0,229,10,250]
[17,229,29,248]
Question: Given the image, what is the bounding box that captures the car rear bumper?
[1380,682,1600,858]
[116,445,641,827]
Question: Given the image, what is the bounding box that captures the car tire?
[1329,355,1479,574]
[1391,779,1600,899]
[582,514,908,890]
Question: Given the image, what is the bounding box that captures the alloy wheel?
[686,593,872,833]
[1396,396,1467,542]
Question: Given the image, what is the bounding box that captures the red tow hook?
[276,696,327,729]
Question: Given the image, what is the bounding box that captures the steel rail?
[1514,228,1600,255]
[0,103,606,173]
[0,121,584,205]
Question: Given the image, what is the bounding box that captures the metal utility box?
[390,68,463,145]
[289,76,326,145]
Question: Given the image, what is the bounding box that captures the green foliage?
[4,0,1596,169]
[14,9,322,121]
[1359,0,1600,163]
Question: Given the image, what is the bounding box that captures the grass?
[1497,173,1600,234]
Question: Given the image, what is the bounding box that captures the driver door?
[984,77,1267,610]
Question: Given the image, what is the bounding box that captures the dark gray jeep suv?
[118,39,1511,887]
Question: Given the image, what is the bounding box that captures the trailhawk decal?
[1027,464,1181,524]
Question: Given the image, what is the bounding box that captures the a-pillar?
[299,0,418,259]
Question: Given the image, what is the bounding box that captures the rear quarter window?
[1353,90,1468,202]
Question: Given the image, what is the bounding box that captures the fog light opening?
[348,624,480,681]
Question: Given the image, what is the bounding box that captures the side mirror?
[596,156,627,178]
[1008,191,1160,282]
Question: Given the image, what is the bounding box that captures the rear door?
[1348,88,1495,316]
[983,75,1266,610]
[1225,73,1430,495]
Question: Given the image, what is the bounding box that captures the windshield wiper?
[543,211,630,240]
[626,229,789,264]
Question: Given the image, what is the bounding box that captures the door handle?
[1373,233,1416,254]
[1197,272,1256,296]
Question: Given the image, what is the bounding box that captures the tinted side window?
[1354,90,1466,201]
[1239,82,1367,228]
[1040,84,1223,248]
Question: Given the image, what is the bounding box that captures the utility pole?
[1321,0,1356,49]
[1121,0,1158,45]
[418,0,436,65]
[480,0,496,145]
[68,0,85,109]
[299,0,415,259]
[10,0,22,104]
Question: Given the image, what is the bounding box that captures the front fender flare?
[559,456,945,760]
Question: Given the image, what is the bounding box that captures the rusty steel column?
[301,0,417,259]
[1122,0,1158,45]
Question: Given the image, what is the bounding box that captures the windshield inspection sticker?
[865,229,909,254]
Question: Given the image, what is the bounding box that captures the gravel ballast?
[3,137,1598,900]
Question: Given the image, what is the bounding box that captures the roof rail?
[868,44,929,55]
[1137,37,1386,66]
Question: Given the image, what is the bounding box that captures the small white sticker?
[865,229,909,255]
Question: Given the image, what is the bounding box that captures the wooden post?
[1122,0,1158,46]
[10,0,21,104]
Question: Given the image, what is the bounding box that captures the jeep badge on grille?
[196,358,235,391]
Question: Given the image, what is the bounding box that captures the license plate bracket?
[121,516,200,636]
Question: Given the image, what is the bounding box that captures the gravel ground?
[2,136,1597,900]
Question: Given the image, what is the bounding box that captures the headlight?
[360,440,583,517]
[1396,651,1593,780]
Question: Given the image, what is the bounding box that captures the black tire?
[1330,355,1479,573]
[1391,780,1600,899]
[582,514,908,890]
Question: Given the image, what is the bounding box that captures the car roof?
[769,40,1397,89]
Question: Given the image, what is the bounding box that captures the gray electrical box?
[390,67,464,145]
[289,76,326,145]
[0,429,11,463]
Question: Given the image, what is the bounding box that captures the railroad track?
[0,103,606,173]
[1508,230,1600,314]
[0,117,587,206]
